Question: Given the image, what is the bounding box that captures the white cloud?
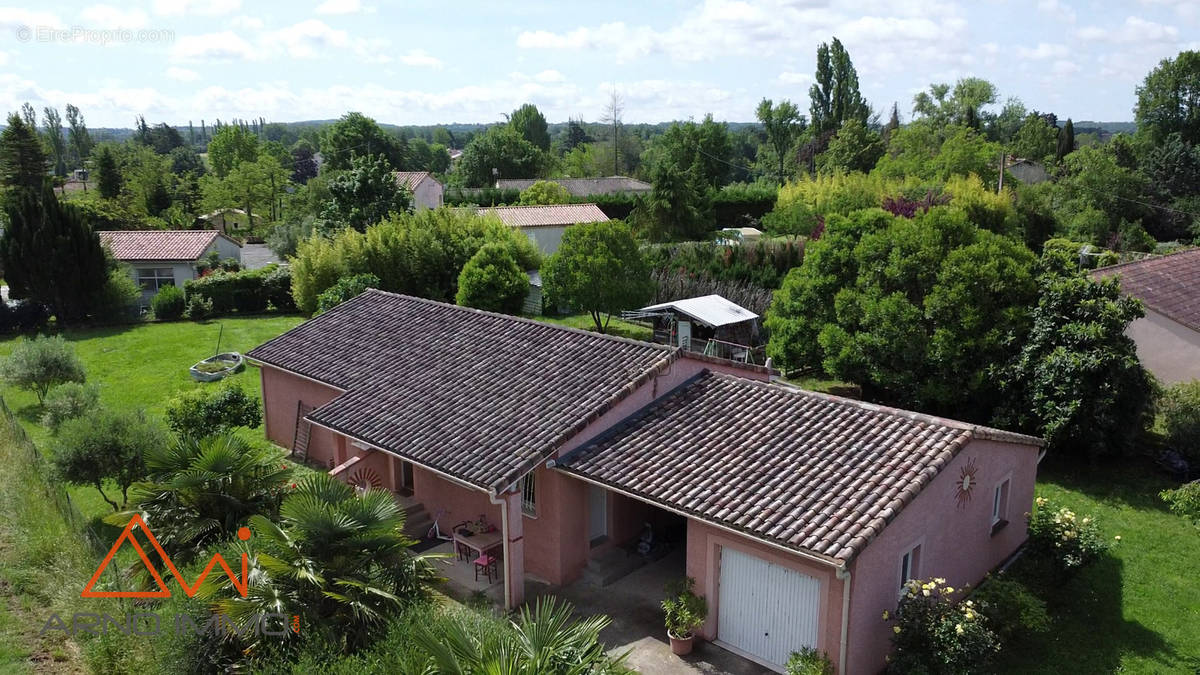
[79,5,148,29]
[166,66,200,82]
[1051,59,1080,77]
[0,51,8,67]
[0,8,62,30]
[230,15,264,31]
[171,31,259,63]
[778,71,812,85]
[398,48,442,68]
[314,0,365,15]
[1036,0,1076,23]
[1077,16,1179,44]
[1016,42,1069,60]
[261,19,349,59]
[152,0,241,17]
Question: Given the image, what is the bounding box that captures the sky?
[0,0,1197,129]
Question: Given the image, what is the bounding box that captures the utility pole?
[997,151,1005,194]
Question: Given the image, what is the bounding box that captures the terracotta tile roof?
[98,230,231,261]
[484,203,609,228]
[558,372,1042,566]
[247,290,676,491]
[394,171,436,190]
[495,176,652,196]
[1089,248,1200,332]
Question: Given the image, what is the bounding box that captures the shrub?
[0,335,86,403]
[971,576,1050,644]
[164,382,263,439]
[151,285,186,320]
[786,647,835,675]
[184,265,283,316]
[518,180,571,205]
[1025,496,1110,575]
[885,578,1000,675]
[52,408,165,510]
[1160,480,1200,525]
[642,238,804,289]
[41,382,101,432]
[661,576,707,639]
[455,243,528,314]
[316,273,381,315]
[93,266,142,323]
[0,299,50,333]
[185,294,213,321]
[219,257,241,272]
[1159,380,1200,464]
[262,264,296,312]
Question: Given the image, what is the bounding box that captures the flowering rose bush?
[1026,496,1110,575]
[884,578,1000,674]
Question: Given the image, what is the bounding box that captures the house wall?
[208,237,243,262]
[518,225,568,256]
[413,178,444,210]
[125,261,199,304]
[686,520,846,672]
[1126,309,1200,385]
[845,439,1039,674]
[258,365,344,466]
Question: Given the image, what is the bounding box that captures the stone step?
[583,546,646,587]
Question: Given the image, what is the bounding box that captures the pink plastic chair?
[473,554,498,583]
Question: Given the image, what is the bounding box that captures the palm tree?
[411,596,632,674]
[110,432,293,562]
[206,472,440,652]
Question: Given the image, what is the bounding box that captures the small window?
[520,473,536,517]
[992,479,1011,534]
[899,544,921,592]
[137,267,175,292]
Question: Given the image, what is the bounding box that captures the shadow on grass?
[998,553,1177,673]
[1037,455,1176,515]
[14,402,42,426]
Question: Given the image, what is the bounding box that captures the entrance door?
[396,460,414,495]
[676,320,692,350]
[588,485,607,545]
[717,546,820,669]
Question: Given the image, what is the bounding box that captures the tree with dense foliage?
[316,272,381,314]
[635,161,711,241]
[206,124,260,178]
[458,126,544,187]
[321,111,406,172]
[52,408,165,510]
[645,114,735,189]
[65,103,92,169]
[119,432,292,561]
[993,252,1155,459]
[41,106,67,177]
[1052,145,1148,246]
[508,103,551,151]
[1156,380,1200,465]
[291,141,319,183]
[761,200,820,239]
[0,113,48,190]
[809,38,871,134]
[542,220,653,333]
[875,124,1002,186]
[455,242,529,314]
[164,382,263,439]
[1135,50,1200,145]
[1012,114,1058,162]
[207,473,439,650]
[321,154,413,232]
[519,180,572,205]
[767,206,1038,420]
[756,98,805,181]
[987,97,1027,144]
[1,184,108,322]
[913,78,998,130]
[0,335,86,404]
[818,118,884,173]
[563,118,591,152]
[1056,118,1075,162]
[291,209,540,314]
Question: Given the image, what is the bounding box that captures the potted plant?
[662,576,708,655]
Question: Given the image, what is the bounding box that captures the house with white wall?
[99,230,242,305]
[395,171,444,210]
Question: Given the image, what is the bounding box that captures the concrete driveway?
[532,548,772,675]
[242,243,281,270]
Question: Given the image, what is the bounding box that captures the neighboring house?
[626,294,763,363]
[247,291,1042,674]
[479,203,609,255]
[495,176,652,197]
[1005,158,1049,184]
[196,208,260,236]
[395,171,444,210]
[1090,248,1200,385]
[99,230,242,304]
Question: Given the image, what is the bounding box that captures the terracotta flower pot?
[668,632,694,655]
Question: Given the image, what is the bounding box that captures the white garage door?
[717,546,820,669]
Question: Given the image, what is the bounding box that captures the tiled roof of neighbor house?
[496,176,652,196]
[98,230,234,261]
[395,171,437,190]
[247,290,676,492]
[483,203,610,228]
[1090,248,1200,333]
[558,371,1042,565]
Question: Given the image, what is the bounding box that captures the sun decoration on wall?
[954,457,978,509]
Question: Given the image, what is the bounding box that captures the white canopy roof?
[639,294,758,328]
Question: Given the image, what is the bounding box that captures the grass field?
[530,313,654,342]
[995,458,1200,674]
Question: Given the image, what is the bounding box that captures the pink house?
[247,291,1043,674]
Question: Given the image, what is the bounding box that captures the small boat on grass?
[190,352,245,382]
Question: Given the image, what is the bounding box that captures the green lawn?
[996,459,1200,674]
[530,313,653,342]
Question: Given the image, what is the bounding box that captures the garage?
[717,546,821,670]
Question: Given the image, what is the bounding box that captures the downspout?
[836,565,851,674]
[487,488,512,610]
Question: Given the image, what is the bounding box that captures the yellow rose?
[944,586,954,593]
[922,589,930,597]
[934,577,946,584]
[955,624,964,635]
[882,610,889,620]
[894,625,901,634]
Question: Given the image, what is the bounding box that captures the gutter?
[487,488,514,610]
[836,566,851,674]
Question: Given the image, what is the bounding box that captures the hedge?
[183,264,295,316]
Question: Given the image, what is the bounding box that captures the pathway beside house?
[242,243,281,270]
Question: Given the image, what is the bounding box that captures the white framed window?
[899,543,922,592]
[520,473,536,517]
[992,478,1011,533]
[136,267,175,292]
